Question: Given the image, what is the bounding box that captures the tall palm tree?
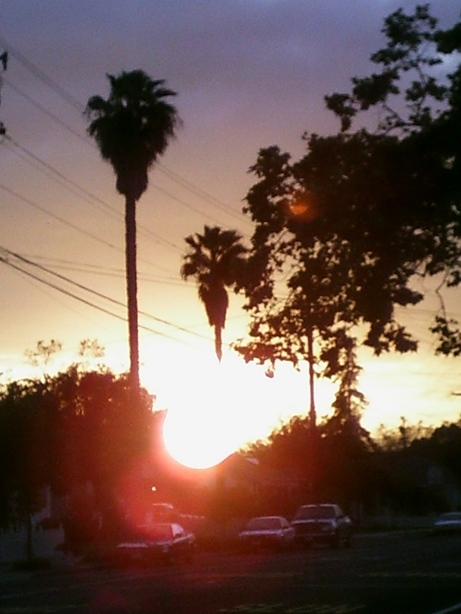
[86,70,181,390]
[181,225,248,361]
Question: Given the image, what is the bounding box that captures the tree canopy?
[0,364,154,540]
[235,5,461,415]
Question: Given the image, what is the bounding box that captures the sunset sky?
[1,1,460,467]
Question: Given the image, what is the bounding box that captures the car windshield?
[151,504,175,521]
[438,512,461,522]
[295,505,335,520]
[148,524,173,540]
[246,517,281,530]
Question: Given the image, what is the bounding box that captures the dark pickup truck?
[291,503,353,548]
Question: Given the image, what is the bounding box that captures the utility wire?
[1,246,210,342]
[3,135,182,253]
[0,35,83,111]
[0,37,248,354]
[1,36,250,228]
[5,74,250,231]
[0,179,179,276]
[4,134,119,218]
[22,254,184,285]
[4,76,86,141]
[0,182,121,252]
[157,160,252,228]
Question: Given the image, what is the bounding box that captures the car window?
[150,524,173,540]
[295,506,335,520]
[247,517,281,530]
[172,524,186,538]
[439,512,461,521]
[151,504,176,522]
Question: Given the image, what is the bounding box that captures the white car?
[117,522,196,565]
[431,512,461,535]
[238,516,295,552]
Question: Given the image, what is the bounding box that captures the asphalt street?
[0,530,461,613]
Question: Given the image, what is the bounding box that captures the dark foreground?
[1,530,461,613]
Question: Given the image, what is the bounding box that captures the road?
[1,530,461,613]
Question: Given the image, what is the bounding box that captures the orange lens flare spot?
[286,192,320,223]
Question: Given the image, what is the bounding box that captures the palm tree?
[181,225,248,361]
[86,70,181,389]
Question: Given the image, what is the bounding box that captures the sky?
[1,0,461,467]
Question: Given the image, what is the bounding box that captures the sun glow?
[160,357,257,469]
[141,347,311,470]
[141,341,461,471]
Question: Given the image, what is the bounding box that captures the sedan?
[431,511,461,535]
[116,522,196,566]
[238,515,295,552]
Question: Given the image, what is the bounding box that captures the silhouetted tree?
[0,377,58,558]
[238,5,461,430]
[181,225,248,361]
[324,4,461,349]
[24,339,62,368]
[324,332,370,438]
[86,70,181,389]
[0,364,154,555]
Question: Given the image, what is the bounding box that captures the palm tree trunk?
[125,195,140,390]
[214,324,223,362]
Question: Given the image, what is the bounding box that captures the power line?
[0,246,210,342]
[3,135,183,254]
[0,35,83,112]
[4,134,118,217]
[0,181,121,252]
[0,178,180,276]
[157,161,252,228]
[1,36,250,230]
[22,254,184,285]
[0,37,250,359]
[4,76,86,141]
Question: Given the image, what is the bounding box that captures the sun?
[140,343,338,470]
[141,346,301,469]
[160,357,252,469]
[162,403,237,469]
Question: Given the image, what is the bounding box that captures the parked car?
[116,522,196,565]
[148,502,179,523]
[431,512,461,535]
[238,516,295,552]
[291,503,353,548]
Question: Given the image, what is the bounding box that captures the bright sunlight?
[141,347,313,469]
[161,356,262,469]
[142,341,455,470]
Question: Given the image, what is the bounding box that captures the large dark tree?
[237,5,461,425]
[181,225,248,361]
[0,377,57,558]
[0,364,154,554]
[86,70,181,389]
